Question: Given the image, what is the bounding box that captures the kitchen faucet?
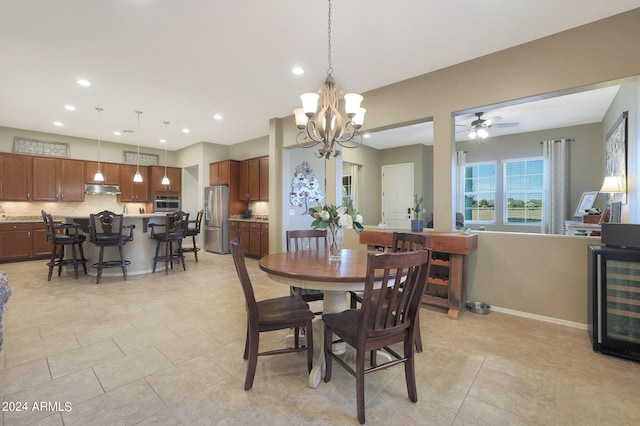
[123,204,128,214]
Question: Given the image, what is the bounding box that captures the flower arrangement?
[309,202,363,260]
[309,203,364,233]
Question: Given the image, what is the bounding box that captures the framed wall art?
[605,111,628,203]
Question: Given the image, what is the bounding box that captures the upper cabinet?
[0,153,33,201]
[239,156,268,201]
[210,160,238,185]
[86,161,121,185]
[119,165,149,202]
[32,157,85,202]
[150,166,181,195]
[259,156,269,201]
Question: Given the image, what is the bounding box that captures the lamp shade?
[293,108,308,129]
[93,170,105,182]
[600,175,623,193]
[300,93,319,116]
[344,93,363,116]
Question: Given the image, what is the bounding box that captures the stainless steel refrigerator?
[204,185,230,254]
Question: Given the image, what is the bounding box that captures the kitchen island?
[67,213,168,278]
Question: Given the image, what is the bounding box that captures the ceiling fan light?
[477,128,489,139]
[469,130,477,139]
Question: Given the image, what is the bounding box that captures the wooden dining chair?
[231,238,315,390]
[322,249,431,424]
[286,230,327,346]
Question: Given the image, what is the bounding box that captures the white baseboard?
[490,305,587,330]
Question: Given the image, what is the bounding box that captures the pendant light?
[133,110,143,183]
[161,121,170,186]
[94,107,105,182]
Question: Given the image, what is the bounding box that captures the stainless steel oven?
[154,195,180,212]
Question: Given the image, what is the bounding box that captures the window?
[342,162,359,209]
[464,162,496,223]
[504,158,544,224]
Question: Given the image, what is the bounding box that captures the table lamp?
[600,175,623,222]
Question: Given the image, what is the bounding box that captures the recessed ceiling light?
[213,114,223,120]
[363,133,371,138]
[76,79,91,87]
[53,121,64,127]
[182,128,190,134]
[160,138,167,143]
[292,67,304,75]
[113,131,122,136]
[64,105,76,111]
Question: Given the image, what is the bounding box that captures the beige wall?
[269,9,640,325]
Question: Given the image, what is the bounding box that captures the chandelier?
[294,0,365,159]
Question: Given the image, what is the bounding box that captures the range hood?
[85,184,121,195]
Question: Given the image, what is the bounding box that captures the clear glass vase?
[327,223,344,262]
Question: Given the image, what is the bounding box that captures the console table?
[359,229,478,319]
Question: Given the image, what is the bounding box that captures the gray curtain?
[542,139,570,234]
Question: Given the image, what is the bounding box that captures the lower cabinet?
[0,222,54,262]
[232,220,268,258]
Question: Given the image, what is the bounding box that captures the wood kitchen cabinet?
[32,223,53,257]
[209,160,244,215]
[0,223,33,261]
[228,220,240,242]
[32,157,85,202]
[86,161,121,185]
[0,222,56,262]
[359,229,477,319]
[247,222,269,258]
[150,166,181,195]
[239,156,268,201]
[259,156,269,200]
[0,153,32,201]
[119,165,149,202]
[210,160,238,185]
[239,222,250,252]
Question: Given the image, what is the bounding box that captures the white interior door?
[381,163,414,228]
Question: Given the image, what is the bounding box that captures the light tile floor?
[1,252,639,425]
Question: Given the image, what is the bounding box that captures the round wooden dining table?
[259,248,380,388]
[259,248,371,313]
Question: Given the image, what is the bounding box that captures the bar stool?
[182,209,203,262]
[149,211,189,274]
[41,210,88,281]
[89,211,135,284]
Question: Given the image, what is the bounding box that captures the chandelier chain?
[327,0,332,76]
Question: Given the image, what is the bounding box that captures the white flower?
[318,210,330,221]
[355,214,363,224]
[338,214,353,228]
[336,206,347,216]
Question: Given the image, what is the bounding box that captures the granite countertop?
[228,217,269,223]
[0,213,168,224]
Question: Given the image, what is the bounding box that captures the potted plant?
[411,194,424,232]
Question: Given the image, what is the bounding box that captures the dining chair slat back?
[322,249,432,424]
[231,238,315,390]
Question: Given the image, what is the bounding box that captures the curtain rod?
[540,138,574,144]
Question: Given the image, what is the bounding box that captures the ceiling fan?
[457,112,519,139]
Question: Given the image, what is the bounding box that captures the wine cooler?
[588,244,640,362]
